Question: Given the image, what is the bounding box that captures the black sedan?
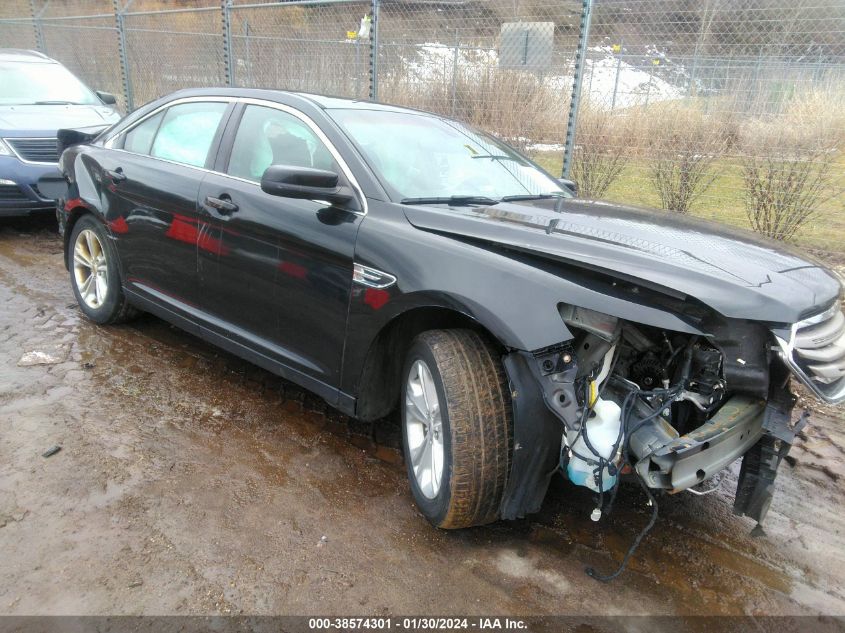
[55,88,842,539]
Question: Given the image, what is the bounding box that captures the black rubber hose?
[584,379,683,581]
[585,472,659,582]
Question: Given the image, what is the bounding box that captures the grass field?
[532,150,845,260]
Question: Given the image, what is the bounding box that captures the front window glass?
[328,109,565,201]
[150,102,227,168]
[227,105,338,181]
[0,61,100,106]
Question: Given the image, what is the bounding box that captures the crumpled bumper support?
[631,385,805,525]
[632,396,767,492]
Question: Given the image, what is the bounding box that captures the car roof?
[157,87,439,117]
[293,92,427,114]
[0,49,55,63]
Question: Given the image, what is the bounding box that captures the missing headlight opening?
[538,306,809,581]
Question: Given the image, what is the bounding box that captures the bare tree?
[693,0,722,58]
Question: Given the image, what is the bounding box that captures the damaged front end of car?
[401,196,843,565]
[500,290,843,541]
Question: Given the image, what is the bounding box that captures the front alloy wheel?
[405,359,445,499]
[401,329,512,529]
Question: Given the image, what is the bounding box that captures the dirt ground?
[1,216,845,619]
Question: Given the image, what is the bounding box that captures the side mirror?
[557,178,578,196]
[260,164,358,209]
[96,91,117,105]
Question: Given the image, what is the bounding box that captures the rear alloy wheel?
[73,228,109,310]
[401,329,512,529]
[68,215,137,324]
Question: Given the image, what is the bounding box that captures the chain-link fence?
[229,1,371,98]
[0,0,36,50]
[573,0,845,254]
[375,1,580,154]
[123,5,226,105]
[1,0,844,255]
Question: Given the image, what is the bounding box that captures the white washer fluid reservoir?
[565,396,622,492]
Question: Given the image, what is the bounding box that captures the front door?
[197,103,363,399]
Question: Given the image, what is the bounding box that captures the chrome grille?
[778,304,845,403]
[5,137,59,163]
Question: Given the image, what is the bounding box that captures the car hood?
[403,198,841,325]
[0,104,120,136]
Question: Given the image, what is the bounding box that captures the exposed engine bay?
[519,305,809,579]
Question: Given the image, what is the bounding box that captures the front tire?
[401,329,512,529]
[68,215,136,324]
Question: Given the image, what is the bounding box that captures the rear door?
[99,99,232,310]
[197,101,363,399]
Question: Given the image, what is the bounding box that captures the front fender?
[345,204,704,393]
[349,207,576,355]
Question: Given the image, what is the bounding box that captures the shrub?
[742,153,835,241]
[740,96,842,241]
[570,102,632,199]
[646,104,727,214]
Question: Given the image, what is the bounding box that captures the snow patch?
[398,42,682,110]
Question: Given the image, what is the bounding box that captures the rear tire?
[68,215,137,324]
[401,329,512,529]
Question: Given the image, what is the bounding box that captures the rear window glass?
[150,102,227,168]
[123,111,163,155]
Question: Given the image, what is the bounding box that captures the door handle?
[106,168,126,183]
[204,195,239,215]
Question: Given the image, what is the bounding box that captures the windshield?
[0,61,100,106]
[328,109,567,202]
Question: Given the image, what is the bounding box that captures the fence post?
[369,0,380,101]
[355,34,361,97]
[113,0,134,111]
[610,56,621,111]
[561,0,593,178]
[222,0,234,87]
[29,0,47,53]
[450,31,459,116]
[244,21,252,87]
[688,55,697,96]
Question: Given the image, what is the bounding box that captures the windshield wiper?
[400,195,500,206]
[500,193,567,202]
[470,154,518,161]
[31,100,83,105]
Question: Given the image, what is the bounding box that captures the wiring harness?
[574,340,696,581]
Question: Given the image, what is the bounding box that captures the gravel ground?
[1,216,844,618]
